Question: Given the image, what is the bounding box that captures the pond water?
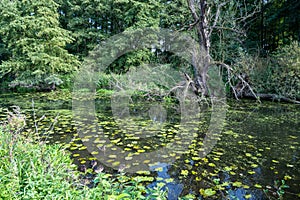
[0,92,299,200]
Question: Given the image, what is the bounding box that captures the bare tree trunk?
[186,0,261,100]
[187,0,211,96]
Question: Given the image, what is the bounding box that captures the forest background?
[0,0,299,101]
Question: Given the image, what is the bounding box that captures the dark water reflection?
[0,93,299,199]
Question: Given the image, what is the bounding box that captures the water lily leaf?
[134,176,154,182]
[70,147,78,150]
[78,146,87,150]
[181,170,189,176]
[165,178,174,183]
[244,194,252,199]
[108,154,117,158]
[214,152,224,156]
[248,171,255,175]
[82,138,90,142]
[284,175,292,180]
[112,161,120,167]
[136,170,151,175]
[161,154,169,158]
[242,185,250,189]
[251,156,258,160]
[245,153,252,157]
[170,153,176,157]
[125,156,133,161]
[208,163,216,167]
[221,182,229,187]
[289,135,297,139]
[154,167,163,172]
[256,153,262,157]
[251,164,258,168]
[191,171,197,175]
[232,181,242,187]
[143,160,150,164]
[254,184,262,188]
[224,166,232,171]
[286,164,294,168]
[272,160,279,163]
[199,188,216,197]
[192,157,201,161]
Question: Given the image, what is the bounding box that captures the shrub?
[247,41,300,99]
[270,41,300,99]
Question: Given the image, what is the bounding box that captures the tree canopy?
[0,0,298,99]
[0,0,79,90]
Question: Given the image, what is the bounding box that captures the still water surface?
[0,92,299,199]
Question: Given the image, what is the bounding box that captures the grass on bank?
[0,108,167,200]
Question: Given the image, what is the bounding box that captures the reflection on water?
[0,93,299,199]
[148,162,183,200]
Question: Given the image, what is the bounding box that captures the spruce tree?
[0,0,80,90]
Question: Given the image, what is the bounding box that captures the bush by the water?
[251,41,300,99]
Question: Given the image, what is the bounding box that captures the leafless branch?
[208,1,228,38]
[188,19,200,30]
[208,25,246,35]
[212,61,261,102]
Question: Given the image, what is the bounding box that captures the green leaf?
[200,188,216,198]
[116,193,131,200]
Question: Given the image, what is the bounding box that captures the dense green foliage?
[0,0,299,99]
[0,0,80,91]
[254,42,300,99]
[245,0,300,53]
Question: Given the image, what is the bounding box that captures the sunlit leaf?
[199,188,216,197]
[245,153,252,157]
[208,163,216,167]
[254,184,262,188]
[154,167,163,172]
[224,166,232,171]
[232,181,242,187]
[181,170,189,176]
[286,164,294,168]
